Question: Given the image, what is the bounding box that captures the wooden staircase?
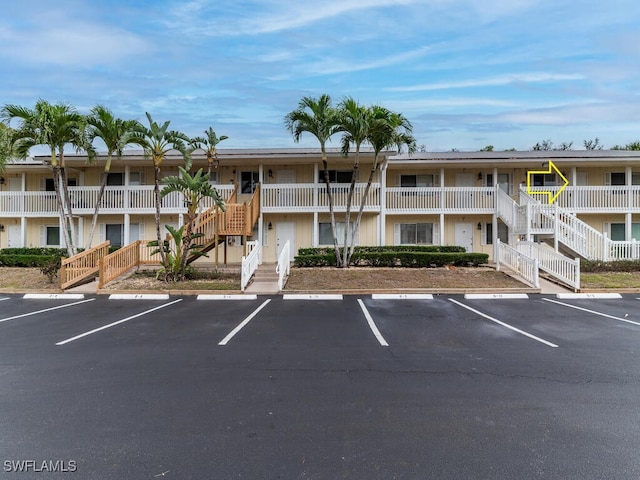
[188,183,261,264]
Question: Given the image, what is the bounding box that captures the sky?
[1,0,639,152]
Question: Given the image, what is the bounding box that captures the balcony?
[0,184,235,217]
[386,187,496,213]
[526,186,640,212]
[261,183,380,213]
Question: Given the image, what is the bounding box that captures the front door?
[276,222,295,261]
[7,225,22,248]
[455,222,473,253]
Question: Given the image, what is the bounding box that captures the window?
[44,177,77,191]
[318,222,359,246]
[129,172,145,185]
[207,171,219,185]
[107,173,124,186]
[395,223,436,245]
[531,173,558,186]
[483,222,509,245]
[400,174,435,187]
[319,170,353,183]
[43,226,60,247]
[608,223,640,241]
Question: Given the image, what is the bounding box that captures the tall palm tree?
[346,106,416,264]
[85,105,142,249]
[338,97,370,267]
[285,95,343,265]
[190,127,228,177]
[130,113,190,267]
[1,100,94,256]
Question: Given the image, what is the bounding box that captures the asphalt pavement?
[1,292,639,479]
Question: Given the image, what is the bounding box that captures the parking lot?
[2,292,640,479]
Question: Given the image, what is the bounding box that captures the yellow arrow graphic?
[526,160,569,204]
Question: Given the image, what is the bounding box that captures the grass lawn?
[580,272,640,289]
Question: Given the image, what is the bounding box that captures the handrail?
[98,240,141,289]
[60,241,110,289]
[276,240,291,291]
[495,239,539,288]
[516,241,580,291]
[241,240,262,291]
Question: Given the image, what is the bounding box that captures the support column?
[439,213,445,245]
[379,160,387,246]
[20,217,27,247]
[626,165,633,240]
[123,213,130,245]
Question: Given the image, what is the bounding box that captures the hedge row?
[0,247,68,256]
[295,252,488,268]
[297,245,466,256]
[581,260,640,272]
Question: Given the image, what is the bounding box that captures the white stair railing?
[496,239,539,288]
[241,240,262,292]
[516,241,580,291]
[276,240,291,291]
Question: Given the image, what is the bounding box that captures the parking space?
[3,292,640,479]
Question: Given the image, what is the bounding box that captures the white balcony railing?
[261,183,380,212]
[0,184,235,216]
[526,185,640,212]
[386,187,495,212]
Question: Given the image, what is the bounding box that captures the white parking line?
[108,294,170,300]
[283,294,343,300]
[449,298,558,348]
[0,299,95,324]
[543,298,640,326]
[218,299,271,346]
[371,294,433,300]
[197,294,258,300]
[55,299,183,345]
[0,297,10,302]
[464,293,529,300]
[557,293,622,299]
[357,299,389,346]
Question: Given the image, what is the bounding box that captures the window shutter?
[433,222,440,245]
[433,174,440,187]
[40,226,46,246]
[394,223,400,245]
[395,175,401,187]
[352,225,360,246]
[40,178,46,191]
[605,173,611,186]
[480,223,487,246]
[603,222,610,237]
[99,223,106,243]
[138,223,145,240]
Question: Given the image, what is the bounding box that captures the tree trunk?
[321,146,342,267]
[85,171,108,249]
[348,157,379,265]
[341,147,360,267]
[154,165,167,268]
[51,166,74,257]
[59,161,77,256]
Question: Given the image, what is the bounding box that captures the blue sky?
[1,0,639,151]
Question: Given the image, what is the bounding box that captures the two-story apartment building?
[1,149,639,268]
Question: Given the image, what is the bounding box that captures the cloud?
[387,73,586,92]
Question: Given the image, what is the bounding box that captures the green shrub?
[294,251,488,268]
[0,254,60,267]
[0,247,68,257]
[581,260,640,272]
[297,245,466,257]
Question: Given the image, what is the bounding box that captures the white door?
[276,222,295,261]
[455,222,474,253]
[7,225,22,248]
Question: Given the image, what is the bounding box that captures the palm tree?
[85,105,142,249]
[190,127,228,177]
[285,95,343,265]
[152,167,225,280]
[338,97,370,267]
[130,113,190,268]
[1,100,94,256]
[346,106,416,264]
